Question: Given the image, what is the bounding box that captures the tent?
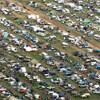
[2,32,8,38]
[94,50,100,53]
[49,11,54,15]
[88,31,94,37]
[21,67,26,73]
[34,94,40,99]
[95,64,100,69]
[55,0,64,3]
[66,3,76,8]
[73,6,83,11]
[20,89,27,93]
[88,73,95,78]
[83,19,90,25]
[27,15,39,20]
[9,96,16,100]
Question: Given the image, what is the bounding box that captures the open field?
[0,0,100,100]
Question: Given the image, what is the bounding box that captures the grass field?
[0,0,100,100]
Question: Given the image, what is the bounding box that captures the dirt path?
[13,2,100,50]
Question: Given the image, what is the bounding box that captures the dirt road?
[14,2,100,50]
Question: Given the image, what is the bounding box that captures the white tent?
[21,67,26,73]
[24,46,38,52]
[27,14,39,20]
[66,3,76,8]
[55,0,64,3]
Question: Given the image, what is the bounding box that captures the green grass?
[0,0,100,100]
